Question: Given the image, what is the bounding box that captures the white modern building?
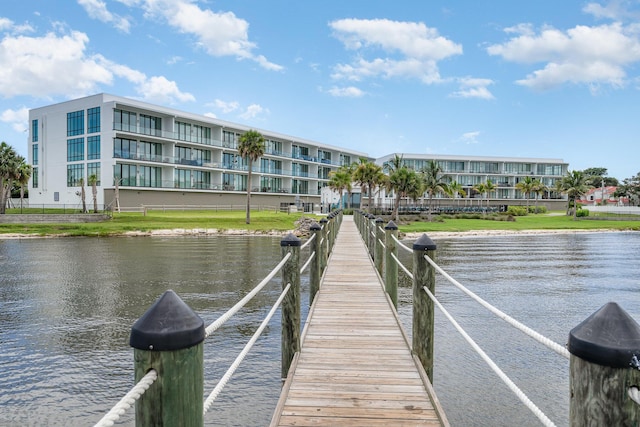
[28,94,367,211]
[375,153,569,209]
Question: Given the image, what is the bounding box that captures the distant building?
[580,186,625,206]
[28,94,367,211]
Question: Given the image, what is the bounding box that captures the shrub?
[576,209,590,217]
[507,206,528,216]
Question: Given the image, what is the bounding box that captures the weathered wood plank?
[270,216,448,427]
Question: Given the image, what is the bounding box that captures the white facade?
[28,94,367,209]
[375,153,569,207]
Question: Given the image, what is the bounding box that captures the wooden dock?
[270,216,448,426]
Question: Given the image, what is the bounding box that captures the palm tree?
[532,179,548,213]
[78,177,87,213]
[387,165,421,222]
[473,182,486,209]
[483,180,496,210]
[88,173,98,213]
[563,170,591,220]
[16,161,32,212]
[353,158,385,213]
[238,129,265,224]
[328,168,351,209]
[445,180,466,208]
[0,142,24,214]
[421,160,447,221]
[515,176,536,210]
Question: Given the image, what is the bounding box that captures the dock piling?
[412,234,437,382]
[280,233,301,379]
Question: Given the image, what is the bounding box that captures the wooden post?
[367,214,375,258]
[384,221,399,308]
[130,290,205,427]
[569,302,640,426]
[280,233,301,379]
[412,234,437,382]
[309,222,321,305]
[319,218,328,273]
[374,217,384,275]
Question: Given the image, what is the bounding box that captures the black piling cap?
[375,217,384,224]
[130,290,204,351]
[310,221,321,231]
[413,234,437,251]
[568,302,640,368]
[320,217,328,224]
[281,233,302,247]
[385,220,398,230]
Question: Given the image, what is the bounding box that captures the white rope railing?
[93,369,158,427]
[423,254,570,359]
[300,251,315,274]
[203,283,291,415]
[391,252,413,279]
[422,285,558,427]
[391,234,412,254]
[377,239,386,249]
[205,252,291,338]
[300,233,316,250]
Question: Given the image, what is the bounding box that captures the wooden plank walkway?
[270,216,449,426]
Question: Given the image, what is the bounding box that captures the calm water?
[1,231,639,426]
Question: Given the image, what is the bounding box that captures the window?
[32,144,38,166]
[340,154,351,166]
[139,165,161,187]
[140,114,161,136]
[223,130,238,148]
[193,171,211,189]
[175,169,191,188]
[265,139,282,155]
[87,107,101,133]
[67,138,85,162]
[87,136,100,160]
[32,167,38,188]
[114,109,136,132]
[114,137,137,159]
[139,141,162,161]
[67,110,84,136]
[67,164,84,187]
[114,164,137,186]
[292,179,309,194]
[87,163,101,186]
[32,119,38,142]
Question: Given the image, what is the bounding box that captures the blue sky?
[1,0,639,180]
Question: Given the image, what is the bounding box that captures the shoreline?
[1,227,636,240]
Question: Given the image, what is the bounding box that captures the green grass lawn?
[0,210,319,237]
[399,213,640,234]
[1,210,639,237]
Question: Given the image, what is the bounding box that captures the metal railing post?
[412,234,437,382]
[568,302,640,426]
[374,217,384,275]
[309,222,321,305]
[130,290,205,427]
[280,233,301,379]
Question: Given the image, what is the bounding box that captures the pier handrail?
[94,210,343,426]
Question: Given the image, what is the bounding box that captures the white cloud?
[327,86,366,97]
[487,23,640,91]
[78,0,132,33]
[459,131,480,144]
[240,104,269,120]
[212,99,240,113]
[0,18,34,34]
[583,1,640,21]
[0,29,194,103]
[140,0,283,71]
[0,107,29,133]
[450,77,495,99]
[329,18,462,84]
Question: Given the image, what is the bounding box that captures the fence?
[354,209,640,427]
[92,210,342,426]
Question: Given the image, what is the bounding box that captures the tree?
[328,168,351,209]
[515,176,536,210]
[16,162,32,212]
[483,180,496,210]
[615,172,640,206]
[532,179,548,213]
[353,158,385,213]
[473,182,486,208]
[387,164,421,222]
[563,170,590,220]
[421,160,447,221]
[78,177,87,213]
[237,130,265,224]
[0,142,25,214]
[445,180,466,207]
[88,173,98,213]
